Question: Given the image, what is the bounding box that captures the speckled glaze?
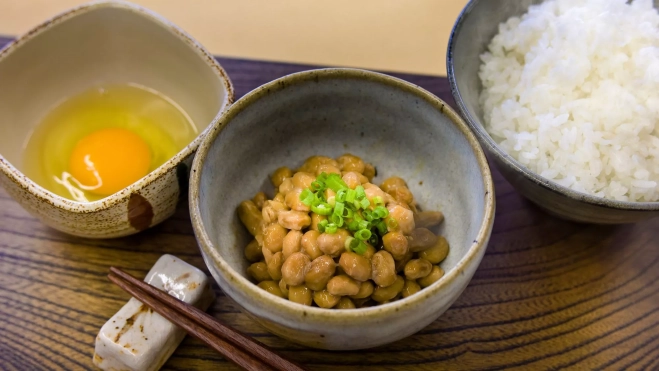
[189,69,495,350]
[447,0,659,224]
[0,1,233,238]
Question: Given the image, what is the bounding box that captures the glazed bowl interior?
[448,0,659,221]
[0,1,229,196]
[191,69,494,349]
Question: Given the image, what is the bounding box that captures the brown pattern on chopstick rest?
[108,267,306,371]
[0,33,659,368]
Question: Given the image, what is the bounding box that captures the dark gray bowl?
[447,0,659,224]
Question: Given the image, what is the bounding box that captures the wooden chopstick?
[108,267,306,371]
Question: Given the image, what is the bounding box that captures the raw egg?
[68,128,152,195]
[23,84,197,202]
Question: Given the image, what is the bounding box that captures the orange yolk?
[69,128,151,196]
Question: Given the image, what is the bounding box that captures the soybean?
[270,167,293,188]
[244,239,263,263]
[339,252,372,282]
[382,231,409,260]
[266,252,284,281]
[404,259,433,280]
[418,236,449,264]
[313,290,341,309]
[418,266,445,288]
[402,279,421,298]
[327,275,360,296]
[301,230,323,260]
[349,280,375,300]
[408,228,439,252]
[305,255,336,291]
[336,297,356,309]
[372,276,405,303]
[262,223,287,253]
[257,281,285,298]
[237,200,263,236]
[288,285,313,306]
[281,252,311,286]
[414,211,444,229]
[282,230,303,260]
[247,262,271,282]
[371,251,397,287]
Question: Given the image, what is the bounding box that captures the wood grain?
[1,36,658,370]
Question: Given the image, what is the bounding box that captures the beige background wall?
[0,0,470,76]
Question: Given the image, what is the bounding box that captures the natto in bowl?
[189,68,495,350]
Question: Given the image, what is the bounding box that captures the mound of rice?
[479,0,659,202]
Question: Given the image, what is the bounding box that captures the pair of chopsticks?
[108,267,306,371]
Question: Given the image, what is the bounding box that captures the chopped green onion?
[317,172,329,183]
[360,198,370,209]
[311,180,324,191]
[358,219,370,230]
[376,220,388,235]
[344,236,355,251]
[342,207,354,218]
[352,240,368,255]
[326,223,338,234]
[330,213,344,227]
[373,206,389,219]
[336,189,347,203]
[355,185,366,200]
[300,188,314,206]
[311,202,332,215]
[333,201,344,217]
[326,173,348,192]
[299,171,398,251]
[354,229,371,241]
[346,189,356,203]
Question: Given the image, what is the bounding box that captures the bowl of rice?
[448,0,659,224]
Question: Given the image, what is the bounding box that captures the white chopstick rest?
[93,255,216,371]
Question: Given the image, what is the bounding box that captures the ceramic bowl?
[0,1,233,238]
[447,0,659,224]
[190,68,495,350]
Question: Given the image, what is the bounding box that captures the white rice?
[479,0,659,202]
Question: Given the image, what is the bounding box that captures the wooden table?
[1,35,658,370]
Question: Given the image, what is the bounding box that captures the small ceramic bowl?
[190,68,495,350]
[0,1,233,238]
[447,0,659,224]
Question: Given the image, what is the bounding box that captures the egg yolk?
[69,128,151,196]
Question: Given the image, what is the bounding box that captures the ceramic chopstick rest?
[93,255,215,371]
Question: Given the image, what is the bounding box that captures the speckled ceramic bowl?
[447,0,659,224]
[190,69,495,350]
[0,1,233,238]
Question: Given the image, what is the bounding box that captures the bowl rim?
[189,68,495,323]
[447,0,659,212]
[0,0,234,213]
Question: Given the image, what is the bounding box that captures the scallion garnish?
[298,171,395,255]
[311,202,332,216]
[300,188,314,206]
[326,223,338,234]
[373,206,389,219]
[354,229,372,241]
[325,173,348,192]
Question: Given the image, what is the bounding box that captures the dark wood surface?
[1,36,659,370]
